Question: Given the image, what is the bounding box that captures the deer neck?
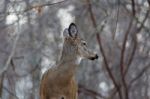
[56,43,82,79]
[59,43,81,65]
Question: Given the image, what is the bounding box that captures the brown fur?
[39,23,98,99]
[40,62,78,99]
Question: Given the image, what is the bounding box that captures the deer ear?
[63,28,69,37]
[68,23,78,37]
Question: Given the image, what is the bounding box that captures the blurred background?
[0,0,150,99]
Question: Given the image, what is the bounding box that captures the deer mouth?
[88,54,98,60]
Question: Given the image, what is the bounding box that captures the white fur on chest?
[75,57,82,65]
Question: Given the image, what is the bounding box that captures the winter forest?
[0,0,150,99]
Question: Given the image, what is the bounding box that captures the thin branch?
[119,17,133,99]
[15,64,40,78]
[111,6,149,99]
[0,14,21,76]
[122,3,150,33]
[0,33,20,76]
[126,35,137,67]
[131,0,136,16]
[0,0,67,15]
[112,0,120,40]
[78,84,106,99]
[0,73,5,98]
[3,86,19,99]
[10,57,40,78]
[128,63,150,89]
[119,2,137,97]
[124,34,137,76]
[124,7,149,77]
[147,0,150,6]
[86,0,122,99]
[10,59,15,71]
[120,17,133,75]
[136,9,149,34]
[24,0,67,12]
[10,56,24,72]
[145,73,149,99]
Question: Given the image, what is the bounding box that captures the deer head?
[60,23,98,64]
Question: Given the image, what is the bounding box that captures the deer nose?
[95,54,98,59]
[89,54,98,60]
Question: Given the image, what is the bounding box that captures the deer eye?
[82,42,87,46]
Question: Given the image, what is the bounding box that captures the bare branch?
[0,14,21,76]
[131,0,136,16]
[0,33,20,76]
[24,0,67,12]
[122,3,150,33]
[147,0,150,7]
[3,86,19,99]
[112,0,120,40]
[136,9,149,33]
[123,7,150,77]
[120,18,133,74]
[128,63,150,88]
[124,34,137,76]
[0,73,5,98]
[119,17,133,99]
[78,84,106,99]
[0,0,67,15]
[86,0,122,99]
[118,2,137,98]
[14,64,40,78]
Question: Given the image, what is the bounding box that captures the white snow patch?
[57,5,75,37]
[6,14,18,25]
[99,82,109,92]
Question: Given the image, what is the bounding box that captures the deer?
[40,23,98,99]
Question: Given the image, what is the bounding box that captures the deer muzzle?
[88,54,98,60]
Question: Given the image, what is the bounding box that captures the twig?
[147,0,150,6]
[78,84,106,99]
[121,1,149,76]
[0,32,20,76]
[124,34,137,76]
[0,0,67,15]
[128,63,150,89]
[119,17,133,99]
[112,0,120,40]
[124,6,149,77]
[126,35,137,67]
[24,0,67,12]
[131,0,136,16]
[120,17,133,75]
[0,73,5,98]
[0,14,21,76]
[86,0,122,99]
[14,64,40,78]
[121,2,150,33]
[119,2,137,98]
[136,9,149,33]
[3,86,19,99]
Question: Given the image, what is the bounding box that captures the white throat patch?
[75,57,82,65]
